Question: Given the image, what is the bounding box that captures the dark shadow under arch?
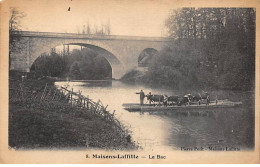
[31,43,123,79]
[138,48,158,67]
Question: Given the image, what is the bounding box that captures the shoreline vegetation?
[121,8,255,92]
[30,48,112,81]
[9,71,138,150]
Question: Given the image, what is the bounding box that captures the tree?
[9,8,26,31]
[82,25,86,34]
[31,47,112,80]
[87,21,91,34]
[9,8,26,70]
[78,19,111,36]
[107,20,111,35]
[104,19,111,35]
[162,8,256,90]
[69,62,81,79]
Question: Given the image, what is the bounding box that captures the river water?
[55,80,254,151]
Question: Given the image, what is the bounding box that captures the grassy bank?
[9,71,137,150]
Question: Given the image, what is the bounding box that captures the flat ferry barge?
[122,100,242,112]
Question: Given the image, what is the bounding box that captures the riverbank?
[120,68,255,93]
[9,71,137,150]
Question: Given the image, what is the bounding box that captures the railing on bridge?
[11,30,173,42]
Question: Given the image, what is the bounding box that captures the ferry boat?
[122,100,242,112]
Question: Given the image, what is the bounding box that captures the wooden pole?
[67,45,70,56]
[104,105,108,110]
[78,90,82,106]
[112,110,116,116]
[71,88,73,106]
[87,95,89,110]
[94,100,100,113]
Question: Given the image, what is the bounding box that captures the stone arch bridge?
[10,31,172,79]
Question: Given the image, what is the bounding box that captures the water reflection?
[55,80,254,151]
[68,80,112,87]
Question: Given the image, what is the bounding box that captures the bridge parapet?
[11,31,173,42]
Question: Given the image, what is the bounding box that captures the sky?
[5,0,251,37]
[5,0,177,37]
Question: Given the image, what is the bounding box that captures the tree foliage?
[9,7,26,31]
[126,8,255,90]
[164,8,255,90]
[9,8,26,69]
[79,20,111,36]
[31,48,112,80]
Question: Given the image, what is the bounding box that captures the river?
[55,80,255,151]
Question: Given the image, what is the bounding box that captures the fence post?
[87,96,89,110]
[112,110,116,116]
[79,90,83,107]
[71,88,73,106]
[94,100,100,113]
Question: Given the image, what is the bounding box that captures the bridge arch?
[68,43,121,65]
[29,39,125,79]
[138,48,158,67]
